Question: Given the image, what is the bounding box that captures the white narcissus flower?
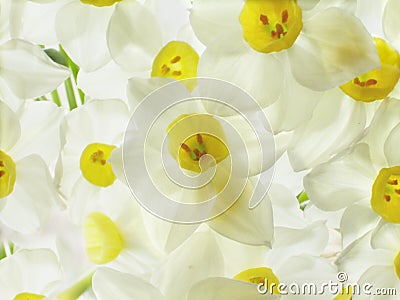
[0,101,63,233]
[124,79,275,251]
[187,224,337,300]
[0,249,61,299]
[337,221,400,300]
[190,0,379,110]
[57,98,163,283]
[57,98,130,222]
[54,181,161,286]
[92,230,224,300]
[304,98,400,247]
[286,0,400,171]
[78,0,202,101]
[107,0,201,80]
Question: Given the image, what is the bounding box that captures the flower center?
[151,41,199,90]
[340,38,400,102]
[80,143,116,187]
[13,293,45,300]
[83,212,123,264]
[167,114,229,173]
[394,252,400,279]
[0,150,16,199]
[234,267,281,295]
[371,166,400,223]
[80,0,121,7]
[239,0,303,53]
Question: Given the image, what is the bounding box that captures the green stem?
[0,241,14,260]
[78,88,85,105]
[58,271,94,300]
[51,90,62,107]
[59,45,85,105]
[0,245,6,260]
[296,190,309,211]
[64,77,77,110]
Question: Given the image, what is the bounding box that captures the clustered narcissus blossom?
[1,0,400,299]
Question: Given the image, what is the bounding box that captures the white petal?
[288,8,379,91]
[19,0,70,45]
[271,155,308,197]
[303,205,343,230]
[383,0,400,50]
[222,112,275,176]
[93,268,164,300]
[25,0,58,3]
[355,0,386,37]
[214,234,269,278]
[0,0,25,42]
[336,232,390,282]
[198,44,283,108]
[107,0,162,73]
[145,0,189,41]
[288,90,366,171]
[190,0,243,47]
[127,76,174,110]
[0,80,23,112]
[301,0,357,19]
[188,277,272,300]
[55,212,92,280]
[10,100,65,170]
[67,177,101,225]
[340,202,380,248]
[208,182,274,246]
[371,221,400,252]
[297,0,319,11]
[269,183,305,228]
[0,39,70,99]
[276,255,337,300]
[384,123,400,166]
[265,58,322,132]
[266,221,329,268]
[358,265,399,300]
[56,2,113,72]
[141,209,199,253]
[78,61,132,102]
[304,143,376,211]
[64,98,129,145]
[151,231,224,300]
[0,101,20,152]
[0,155,58,233]
[364,98,400,166]
[0,249,60,298]
[177,22,206,55]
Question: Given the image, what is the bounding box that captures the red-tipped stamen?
[170,56,181,64]
[197,134,204,145]
[282,10,288,23]
[180,143,191,153]
[366,79,378,87]
[260,14,269,25]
